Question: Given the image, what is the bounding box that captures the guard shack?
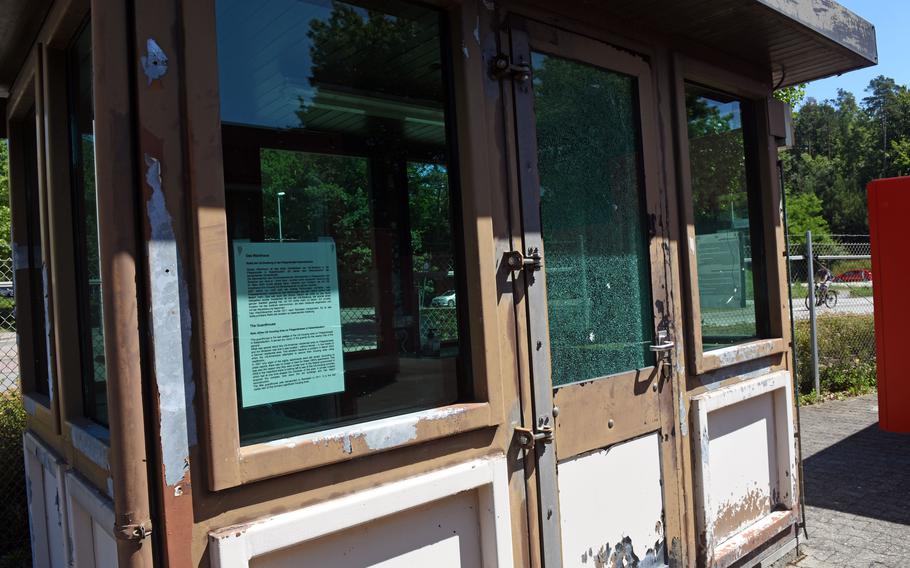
[1,1,876,566]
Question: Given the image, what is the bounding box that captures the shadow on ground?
[803,423,910,525]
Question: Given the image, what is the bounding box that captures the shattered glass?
[531,52,655,386]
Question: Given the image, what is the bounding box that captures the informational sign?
[233,241,344,407]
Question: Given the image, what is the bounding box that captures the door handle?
[649,341,675,352]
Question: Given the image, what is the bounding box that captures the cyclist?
[816,265,833,299]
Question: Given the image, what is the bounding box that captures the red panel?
[868,177,910,432]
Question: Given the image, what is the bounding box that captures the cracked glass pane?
[531,52,655,387]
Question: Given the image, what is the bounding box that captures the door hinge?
[514,424,554,451]
[506,248,542,272]
[491,54,531,82]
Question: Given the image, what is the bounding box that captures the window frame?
[7,51,61,443]
[673,55,789,375]
[6,0,122,496]
[183,0,505,490]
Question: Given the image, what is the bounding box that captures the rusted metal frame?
[495,10,543,568]
[181,0,501,492]
[129,0,198,564]
[90,0,155,564]
[650,43,696,568]
[522,20,692,565]
[504,17,562,568]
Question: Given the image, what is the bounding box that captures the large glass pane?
[217,0,467,444]
[531,52,655,387]
[19,107,50,398]
[68,20,108,426]
[685,85,764,350]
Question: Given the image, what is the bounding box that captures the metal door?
[503,18,684,567]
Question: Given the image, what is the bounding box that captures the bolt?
[608,419,614,429]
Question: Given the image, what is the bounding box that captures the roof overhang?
[590,0,877,88]
[0,0,877,124]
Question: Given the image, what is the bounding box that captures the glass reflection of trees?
[217,0,466,443]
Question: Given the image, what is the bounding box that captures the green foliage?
[793,314,877,402]
[785,75,910,236]
[0,393,29,565]
[0,141,10,260]
[785,191,831,243]
[773,84,807,109]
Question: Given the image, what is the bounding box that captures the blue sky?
[802,0,910,106]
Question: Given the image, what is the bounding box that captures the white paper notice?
[233,241,345,407]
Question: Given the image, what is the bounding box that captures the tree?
[0,141,10,261]
[785,192,831,243]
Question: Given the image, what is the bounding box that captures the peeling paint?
[678,390,688,437]
[141,39,168,84]
[41,263,53,399]
[588,535,666,568]
[71,423,110,470]
[144,154,193,487]
[266,406,466,454]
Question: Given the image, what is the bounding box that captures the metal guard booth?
[1,1,875,567]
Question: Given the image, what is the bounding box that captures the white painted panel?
[64,470,118,568]
[42,467,66,568]
[92,518,118,568]
[253,490,482,568]
[706,391,777,541]
[23,432,68,568]
[210,457,513,568]
[557,433,666,567]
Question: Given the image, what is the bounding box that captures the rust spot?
[713,486,772,541]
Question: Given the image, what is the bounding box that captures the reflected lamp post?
[277,191,286,242]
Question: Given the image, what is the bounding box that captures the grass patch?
[0,392,29,566]
[794,313,876,404]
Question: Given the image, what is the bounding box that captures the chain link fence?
[0,257,30,566]
[787,234,876,400]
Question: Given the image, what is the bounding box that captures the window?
[16,106,51,398]
[685,84,767,351]
[68,20,108,426]
[216,0,468,444]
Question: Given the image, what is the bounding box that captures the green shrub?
[793,313,877,401]
[0,393,29,566]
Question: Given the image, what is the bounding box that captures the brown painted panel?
[553,368,661,460]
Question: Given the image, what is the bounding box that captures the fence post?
[806,230,820,395]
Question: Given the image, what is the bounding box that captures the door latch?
[507,248,542,272]
[649,329,675,353]
[491,54,531,82]
[515,424,554,451]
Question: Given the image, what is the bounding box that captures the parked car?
[0,282,13,298]
[834,269,872,282]
[431,290,456,307]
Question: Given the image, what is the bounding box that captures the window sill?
[694,338,786,375]
[229,402,495,488]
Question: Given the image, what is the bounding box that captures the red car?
[834,269,872,282]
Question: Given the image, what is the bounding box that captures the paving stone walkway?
[789,394,910,568]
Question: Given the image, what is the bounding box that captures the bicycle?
[805,283,838,310]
